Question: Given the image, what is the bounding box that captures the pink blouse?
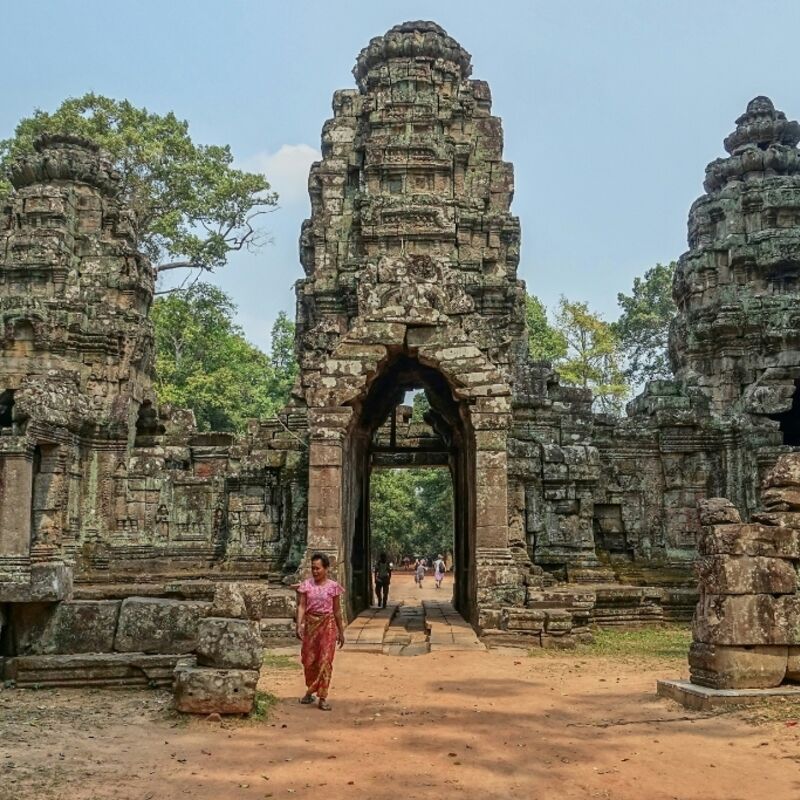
[297,578,344,615]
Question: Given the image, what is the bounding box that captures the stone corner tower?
[671,96,800,420]
[0,134,155,601]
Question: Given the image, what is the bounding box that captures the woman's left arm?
[333,595,346,648]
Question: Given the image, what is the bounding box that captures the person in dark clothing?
[374,552,392,608]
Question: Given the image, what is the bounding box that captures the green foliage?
[151,283,295,431]
[370,467,453,563]
[525,294,567,362]
[614,262,677,387]
[249,690,279,720]
[267,312,298,405]
[0,93,276,275]
[553,297,628,414]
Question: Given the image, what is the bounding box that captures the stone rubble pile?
[173,582,264,715]
[690,456,800,689]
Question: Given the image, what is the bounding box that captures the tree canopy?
[614,262,677,387]
[370,468,453,564]
[151,283,295,432]
[526,294,568,362]
[553,296,628,414]
[0,94,276,279]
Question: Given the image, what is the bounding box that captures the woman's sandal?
[317,699,332,711]
[299,693,315,704]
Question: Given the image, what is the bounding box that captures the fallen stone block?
[173,664,258,714]
[115,597,210,654]
[239,585,296,619]
[689,642,788,689]
[197,617,263,670]
[698,498,741,526]
[211,583,248,619]
[10,600,120,655]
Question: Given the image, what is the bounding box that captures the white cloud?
[242,144,321,206]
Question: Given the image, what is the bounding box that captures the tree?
[0,94,276,281]
[370,468,453,564]
[553,297,628,414]
[526,294,567,362]
[267,312,298,403]
[614,262,677,387]
[151,283,292,431]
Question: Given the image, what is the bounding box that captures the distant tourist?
[296,553,345,711]
[415,559,426,588]
[374,551,392,608]
[433,554,446,589]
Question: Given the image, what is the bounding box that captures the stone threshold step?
[657,679,800,710]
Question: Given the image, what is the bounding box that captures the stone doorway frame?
[302,313,514,627]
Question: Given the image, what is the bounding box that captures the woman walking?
[296,553,345,710]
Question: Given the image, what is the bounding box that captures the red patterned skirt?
[301,612,338,698]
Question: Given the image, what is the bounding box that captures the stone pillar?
[304,408,352,582]
[0,451,33,561]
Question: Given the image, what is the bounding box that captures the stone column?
[0,451,33,560]
[304,408,352,579]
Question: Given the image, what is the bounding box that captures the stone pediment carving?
[356,254,474,323]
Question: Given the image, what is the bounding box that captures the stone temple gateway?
[2,21,800,683]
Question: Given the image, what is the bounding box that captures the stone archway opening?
[342,351,476,622]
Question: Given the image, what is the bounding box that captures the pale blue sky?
[2,1,799,351]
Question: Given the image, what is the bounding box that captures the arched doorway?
[342,353,476,622]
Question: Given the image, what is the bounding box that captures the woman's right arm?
[296,592,306,640]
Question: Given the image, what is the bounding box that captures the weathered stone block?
[115,597,210,654]
[696,555,797,595]
[698,524,800,559]
[689,642,788,689]
[697,498,741,526]
[196,617,263,670]
[693,594,800,646]
[502,608,545,632]
[173,663,258,714]
[239,585,296,619]
[211,583,248,619]
[11,600,120,655]
[544,609,572,633]
[787,646,800,682]
[763,486,800,511]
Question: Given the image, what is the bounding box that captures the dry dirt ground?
[2,580,800,800]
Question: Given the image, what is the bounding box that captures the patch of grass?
[588,625,692,660]
[262,651,300,670]
[528,624,692,661]
[249,690,279,720]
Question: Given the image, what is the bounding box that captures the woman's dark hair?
[311,552,330,568]
[379,552,387,562]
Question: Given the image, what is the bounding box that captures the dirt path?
[2,628,800,800]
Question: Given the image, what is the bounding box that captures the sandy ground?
[2,578,799,800]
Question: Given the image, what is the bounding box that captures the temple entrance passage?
[369,460,454,606]
[341,353,477,623]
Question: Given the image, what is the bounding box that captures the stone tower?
[296,21,530,620]
[672,97,800,419]
[0,135,154,600]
